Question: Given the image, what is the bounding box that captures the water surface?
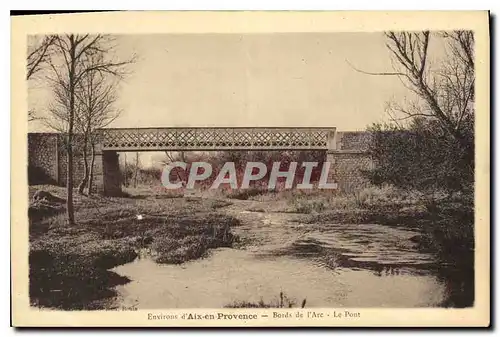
[111,203,457,308]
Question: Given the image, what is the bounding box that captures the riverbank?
[29,185,239,310]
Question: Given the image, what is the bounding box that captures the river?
[111,199,469,309]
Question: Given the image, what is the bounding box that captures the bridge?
[29,127,373,196]
[100,127,337,151]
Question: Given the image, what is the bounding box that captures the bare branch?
[345,59,410,78]
[27,35,57,80]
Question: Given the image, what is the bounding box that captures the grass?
[28,185,240,310]
[225,291,307,308]
[30,237,136,310]
[150,216,237,264]
[209,199,233,209]
[285,185,425,214]
[224,187,268,200]
[290,198,327,214]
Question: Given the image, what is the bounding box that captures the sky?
[28,32,440,132]
[28,32,446,166]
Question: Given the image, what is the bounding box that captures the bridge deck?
[100,127,336,151]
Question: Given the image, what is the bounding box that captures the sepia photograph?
[12,11,490,327]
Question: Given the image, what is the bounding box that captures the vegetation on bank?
[30,232,137,309]
[29,186,239,310]
[225,292,307,309]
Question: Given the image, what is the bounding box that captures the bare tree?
[45,34,133,225]
[348,31,474,170]
[122,153,128,187]
[86,132,103,195]
[74,53,121,195]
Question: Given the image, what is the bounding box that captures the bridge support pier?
[326,132,373,194]
[94,150,122,196]
[325,151,337,189]
[324,130,339,190]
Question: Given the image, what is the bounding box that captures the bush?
[225,292,306,308]
[365,121,473,195]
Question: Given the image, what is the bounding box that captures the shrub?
[365,121,473,195]
[225,292,306,308]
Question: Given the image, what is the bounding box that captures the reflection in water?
[112,249,445,309]
[111,211,473,309]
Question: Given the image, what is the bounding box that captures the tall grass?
[286,186,426,214]
[225,291,307,308]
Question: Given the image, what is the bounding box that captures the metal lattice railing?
[99,127,335,151]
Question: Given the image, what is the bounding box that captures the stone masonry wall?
[28,133,98,189]
[57,144,90,187]
[102,151,122,195]
[330,131,373,193]
[336,131,372,151]
[28,133,59,185]
[330,152,373,193]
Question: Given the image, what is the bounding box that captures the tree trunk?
[78,137,89,195]
[66,136,75,225]
[87,142,96,195]
[66,36,76,225]
[123,153,128,187]
[134,152,139,188]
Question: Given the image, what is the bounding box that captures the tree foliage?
[366,119,473,194]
